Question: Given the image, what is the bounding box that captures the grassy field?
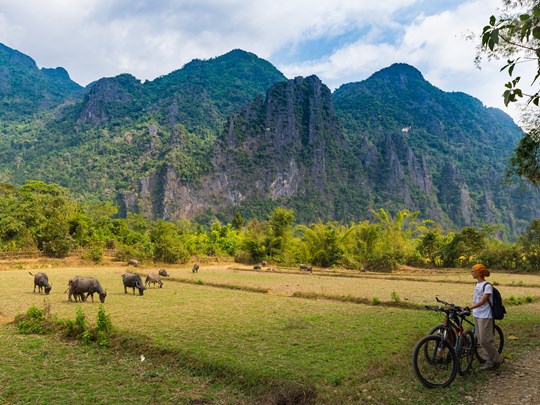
[1,259,540,404]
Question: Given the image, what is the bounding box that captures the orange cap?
[472,263,487,272]
[472,263,490,277]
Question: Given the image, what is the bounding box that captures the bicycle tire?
[457,329,474,375]
[412,334,458,388]
[474,324,504,363]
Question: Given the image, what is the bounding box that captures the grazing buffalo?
[145,273,163,288]
[253,264,261,270]
[68,276,107,303]
[192,264,199,273]
[127,259,140,267]
[122,273,146,295]
[158,269,169,277]
[29,272,52,294]
[299,264,313,273]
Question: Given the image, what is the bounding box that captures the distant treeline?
[1,181,539,271]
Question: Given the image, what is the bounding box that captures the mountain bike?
[412,298,473,388]
[428,297,504,364]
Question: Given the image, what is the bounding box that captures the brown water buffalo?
[145,273,163,288]
[68,276,107,303]
[29,272,52,294]
[122,273,146,295]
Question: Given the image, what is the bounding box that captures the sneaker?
[494,358,505,368]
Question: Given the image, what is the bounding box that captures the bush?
[16,305,47,334]
[83,247,103,264]
[366,253,399,272]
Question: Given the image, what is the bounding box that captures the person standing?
[466,263,504,370]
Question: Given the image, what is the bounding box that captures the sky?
[0,0,528,123]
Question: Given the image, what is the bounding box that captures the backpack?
[482,282,506,320]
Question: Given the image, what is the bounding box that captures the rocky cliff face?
[127,75,355,221]
[122,65,535,234]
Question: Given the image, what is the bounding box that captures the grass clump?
[390,291,400,302]
[18,302,114,349]
[64,305,113,348]
[16,304,48,335]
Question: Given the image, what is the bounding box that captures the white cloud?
[0,0,527,122]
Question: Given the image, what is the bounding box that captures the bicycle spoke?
[413,335,458,388]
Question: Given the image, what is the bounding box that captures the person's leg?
[476,318,503,367]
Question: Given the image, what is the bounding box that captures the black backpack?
[482,282,506,320]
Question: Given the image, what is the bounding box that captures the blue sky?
[0,0,525,122]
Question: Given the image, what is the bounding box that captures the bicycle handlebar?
[426,297,471,318]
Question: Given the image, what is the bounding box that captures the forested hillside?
[0,43,536,238]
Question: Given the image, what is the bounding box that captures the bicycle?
[412,298,473,388]
[428,297,504,365]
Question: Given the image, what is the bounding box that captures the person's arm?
[469,293,490,310]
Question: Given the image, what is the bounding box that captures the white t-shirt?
[473,281,493,319]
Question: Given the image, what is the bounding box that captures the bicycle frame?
[427,297,476,376]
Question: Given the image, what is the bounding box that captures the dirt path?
[473,344,540,405]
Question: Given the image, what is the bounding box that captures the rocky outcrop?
[78,74,144,125]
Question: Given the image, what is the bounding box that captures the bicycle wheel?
[412,335,458,388]
[474,324,505,363]
[457,330,474,375]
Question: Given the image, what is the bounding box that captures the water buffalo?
[253,264,261,270]
[299,264,313,273]
[68,276,107,303]
[29,272,52,294]
[122,273,146,295]
[158,269,169,277]
[127,259,140,267]
[192,264,199,273]
[145,273,163,288]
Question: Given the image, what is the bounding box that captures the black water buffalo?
[158,269,169,277]
[253,264,261,270]
[127,259,140,267]
[192,264,199,273]
[299,264,313,273]
[145,273,163,288]
[29,272,52,294]
[68,276,107,303]
[122,273,146,295]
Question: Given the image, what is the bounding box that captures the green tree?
[297,222,348,267]
[478,0,540,184]
[441,227,488,268]
[150,220,189,264]
[416,229,445,266]
[17,181,77,257]
[240,219,267,263]
[266,207,295,259]
[517,218,540,268]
